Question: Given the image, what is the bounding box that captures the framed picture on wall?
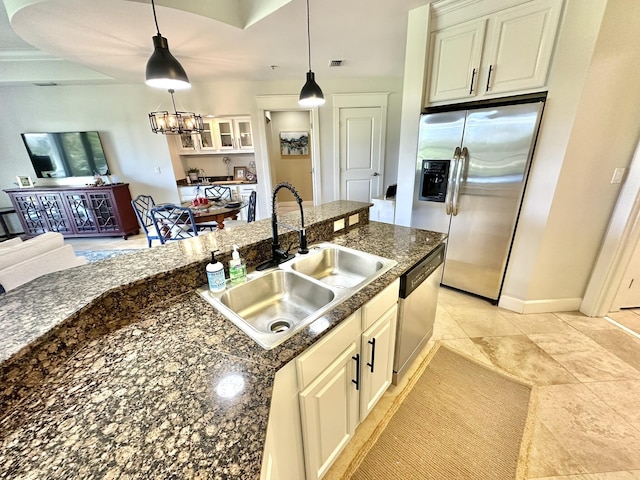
[280,131,309,156]
[16,175,34,188]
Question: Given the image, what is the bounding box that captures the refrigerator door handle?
[445,147,460,215]
[452,147,467,216]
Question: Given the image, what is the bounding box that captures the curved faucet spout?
[257,182,309,271]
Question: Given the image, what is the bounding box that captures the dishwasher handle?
[400,243,445,298]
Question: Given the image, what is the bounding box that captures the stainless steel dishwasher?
[393,243,445,384]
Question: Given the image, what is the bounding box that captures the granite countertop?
[0,201,446,479]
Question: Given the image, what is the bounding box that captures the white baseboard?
[498,295,583,314]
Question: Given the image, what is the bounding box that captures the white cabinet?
[212,117,254,153]
[427,0,563,105]
[175,117,254,154]
[359,305,397,421]
[293,279,399,480]
[428,18,487,103]
[299,342,360,480]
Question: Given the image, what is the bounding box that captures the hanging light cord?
[305,0,312,71]
[151,0,161,35]
[168,88,177,114]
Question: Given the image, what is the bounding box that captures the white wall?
[502,0,640,312]
[0,76,404,228]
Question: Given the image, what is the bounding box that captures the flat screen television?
[21,131,110,178]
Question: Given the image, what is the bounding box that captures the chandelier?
[149,89,204,135]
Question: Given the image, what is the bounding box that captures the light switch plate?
[611,167,625,184]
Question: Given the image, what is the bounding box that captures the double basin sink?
[197,243,397,349]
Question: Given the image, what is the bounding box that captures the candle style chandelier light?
[149,89,204,135]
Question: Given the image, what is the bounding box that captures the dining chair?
[150,204,199,244]
[224,190,257,228]
[131,194,161,248]
[204,185,232,201]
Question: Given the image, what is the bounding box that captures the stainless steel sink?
[284,243,389,289]
[197,243,397,349]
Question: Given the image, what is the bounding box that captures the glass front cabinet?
[176,116,253,155]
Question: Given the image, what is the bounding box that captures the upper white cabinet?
[176,116,254,155]
[427,0,563,105]
[428,18,487,103]
[213,117,254,152]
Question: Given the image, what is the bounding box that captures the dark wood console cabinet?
[4,184,140,239]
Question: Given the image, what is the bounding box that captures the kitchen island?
[0,201,445,479]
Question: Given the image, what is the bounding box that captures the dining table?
[182,198,248,230]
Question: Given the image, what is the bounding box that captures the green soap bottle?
[229,245,247,284]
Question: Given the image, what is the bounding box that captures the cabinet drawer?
[296,312,360,390]
[361,279,399,331]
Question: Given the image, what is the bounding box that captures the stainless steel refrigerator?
[411,99,544,301]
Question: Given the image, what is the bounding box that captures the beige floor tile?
[471,335,579,386]
[554,311,617,331]
[584,380,640,432]
[499,311,578,335]
[440,338,493,366]
[65,233,150,251]
[442,303,523,337]
[528,330,640,383]
[581,329,640,372]
[527,421,589,478]
[585,472,640,479]
[436,286,490,307]
[432,306,468,340]
[530,474,640,480]
[536,384,640,472]
[607,310,640,335]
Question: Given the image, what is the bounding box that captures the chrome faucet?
[257,182,309,271]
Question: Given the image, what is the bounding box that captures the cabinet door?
[177,133,197,153]
[428,18,487,103]
[198,120,217,151]
[360,305,397,421]
[215,119,235,150]
[235,118,253,150]
[10,193,48,236]
[64,192,99,234]
[87,191,121,234]
[482,0,562,95]
[299,343,359,480]
[37,193,74,235]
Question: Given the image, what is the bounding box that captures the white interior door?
[339,107,384,202]
[613,238,640,309]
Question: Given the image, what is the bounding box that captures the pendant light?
[298,0,325,106]
[149,89,204,134]
[145,0,191,90]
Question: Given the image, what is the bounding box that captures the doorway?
[255,95,321,215]
[266,111,314,211]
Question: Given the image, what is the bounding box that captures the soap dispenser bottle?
[229,245,247,284]
[207,251,226,292]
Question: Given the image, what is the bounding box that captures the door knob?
[371,172,380,177]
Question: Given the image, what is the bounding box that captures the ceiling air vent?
[33,82,58,86]
[329,60,343,67]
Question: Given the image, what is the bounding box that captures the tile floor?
[66,236,640,479]
[326,288,640,480]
